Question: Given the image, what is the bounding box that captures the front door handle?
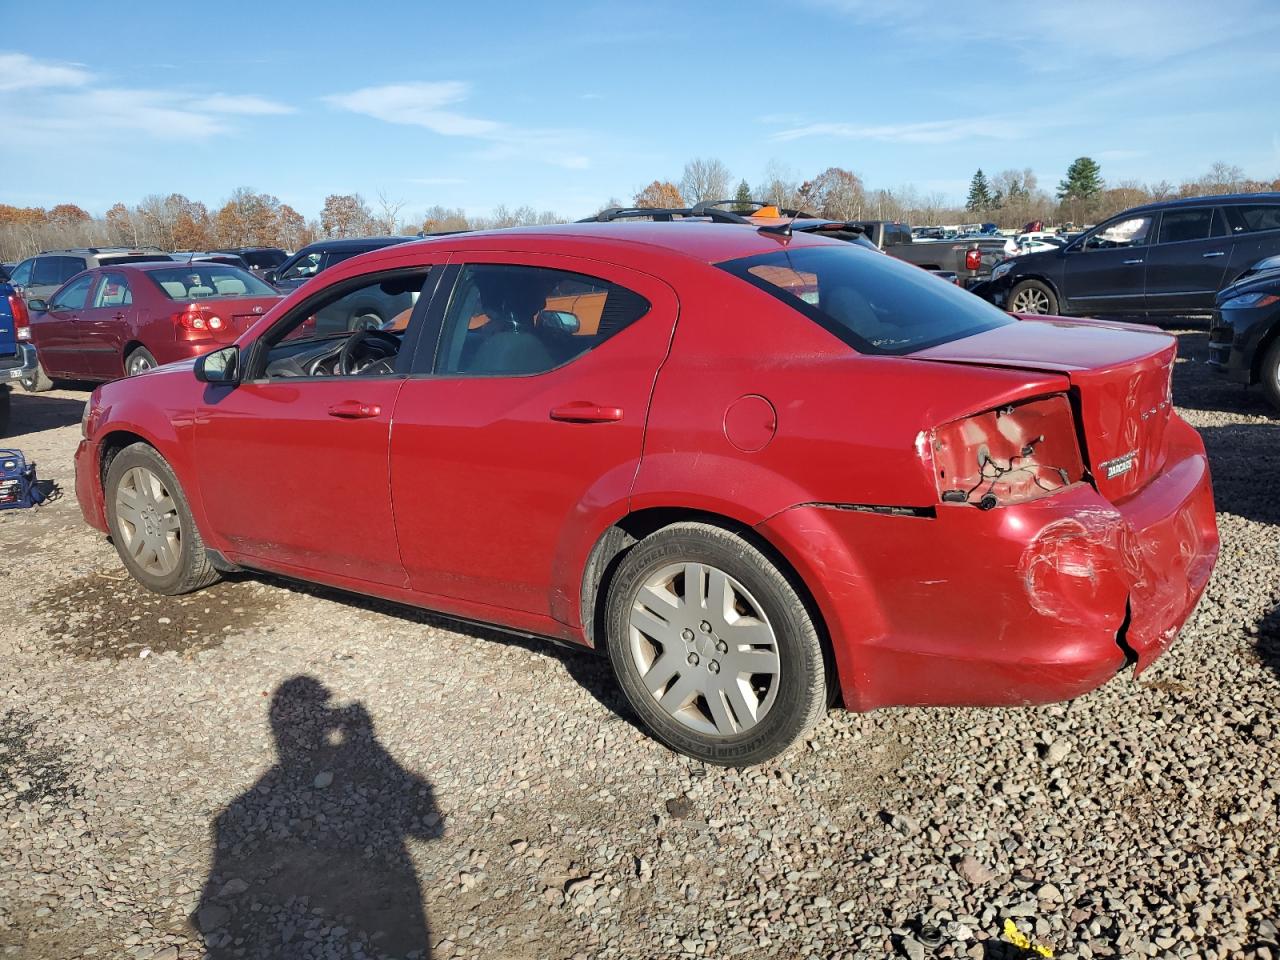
[1122,259,1144,265]
[549,401,623,423]
[327,400,382,419]
[1202,251,1225,258]
[112,312,126,320]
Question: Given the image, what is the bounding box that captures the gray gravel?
[1,331,1278,960]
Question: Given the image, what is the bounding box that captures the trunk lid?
[914,316,1177,501]
[187,295,280,338]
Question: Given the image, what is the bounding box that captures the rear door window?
[33,256,85,286]
[1225,204,1280,234]
[719,244,1012,355]
[92,272,133,308]
[1156,208,1214,244]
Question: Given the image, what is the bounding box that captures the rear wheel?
[605,522,827,765]
[1261,338,1280,413]
[0,386,10,435]
[1008,279,1058,315]
[349,312,384,332]
[20,360,53,393]
[105,443,220,595]
[125,347,157,377]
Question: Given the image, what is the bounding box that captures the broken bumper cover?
[75,437,108,534]
[757,421,1218,711]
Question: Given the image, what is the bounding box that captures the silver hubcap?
[1011,287,1051,313]
[115,466,181,577]
[129,354,154,375]
[628,562,781,737]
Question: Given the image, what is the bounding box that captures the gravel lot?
[2,330,1278,960]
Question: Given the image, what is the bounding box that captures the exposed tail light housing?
[931,395,1084,509]
[174,304,225,340]
[8,294,30,340]
[964,248,983,272]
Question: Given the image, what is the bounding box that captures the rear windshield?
[147,265,277,300]
[100,254,173,265]
[718,243,1013,355]
[242,250,286,269]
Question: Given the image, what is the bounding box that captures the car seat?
[213,277,247,296]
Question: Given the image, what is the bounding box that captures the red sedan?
[74,223,1219,764]
[23,261,280,387]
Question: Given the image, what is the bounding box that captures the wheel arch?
[1011,272,1063,304]
[1250,320,1280,386]
[577,505,841,702]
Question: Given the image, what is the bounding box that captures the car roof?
[401,221,838,264]
[1123,192,1280,214]
[299,236,416,253]
[100,260,256,274]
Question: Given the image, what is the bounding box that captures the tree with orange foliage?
[47,203,91,224]
[632,181,685,209]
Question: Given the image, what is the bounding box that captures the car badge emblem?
[252,306,264,314]
[1101,449,1138,479]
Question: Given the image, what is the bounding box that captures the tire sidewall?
[1262,338,1280,414]
[605,526,824,765]
[104,444,199,593]
[126,348,157,377]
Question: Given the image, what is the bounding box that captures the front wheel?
[0,386,10,435]
[1261,338,1280,413]
[1007,279,1058,315]
[348,312,384,332]
[605,522,828,765]
[105,443,221,595]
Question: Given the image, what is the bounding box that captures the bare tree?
[755,160,804,211]
[374,189,408,234]
[679,158,732,205]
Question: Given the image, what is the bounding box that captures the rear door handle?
[549,401,623,423]
[327,400,382,419]
[1123,259,1144,265]
[1202,251,1225,258]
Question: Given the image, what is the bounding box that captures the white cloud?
[769,116,1023,145]
[0,51,292,145]
[326,80,592,169]
[0,52,91,92]
[200,94,294,115]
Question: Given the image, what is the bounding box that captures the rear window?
[242,250,286,269]
[146,265,277,300]
[718,244,1013,356]
[1225,204,1280,234]
[99,254,173,265]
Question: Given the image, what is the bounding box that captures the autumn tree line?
[3,158,1277,262]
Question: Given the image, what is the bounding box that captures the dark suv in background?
[264,237,414,291]
[978,194,1280,319]
[213,246,288,278]
[6,247,173,303]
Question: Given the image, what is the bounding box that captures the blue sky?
[2,0,1279,220]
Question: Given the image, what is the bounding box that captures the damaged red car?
[74,223,1219,764]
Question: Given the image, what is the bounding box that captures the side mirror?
[27,298,47,313]
[536,309,580,335]
[194,345,240,385]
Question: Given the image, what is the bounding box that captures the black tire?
[348,311,384,332]
[1007,279,1058,315]
[0,386,10,436]
[125,347,158,377]
[104,442,221,595]
[20,359,53,393]
[1261,337,1280,414]
[605,522,827,766]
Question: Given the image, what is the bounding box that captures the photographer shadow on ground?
[193,676,443,959]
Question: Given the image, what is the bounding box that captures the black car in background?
[264,237,414,291]
[978,193,1280,319]
[1209,265,1280,411]
[213,246,287,278]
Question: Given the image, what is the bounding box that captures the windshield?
[147,265,277,300]
[718,243,1013,355]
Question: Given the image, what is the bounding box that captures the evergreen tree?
[965,169,994,212]
[1057,157,1103,202]
[733,179,753,212]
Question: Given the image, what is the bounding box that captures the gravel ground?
[1,331,1277,960]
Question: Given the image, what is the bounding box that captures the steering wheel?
[338,329,400,376]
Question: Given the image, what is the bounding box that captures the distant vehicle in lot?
[175,252,251,270]
[980,194,1280,318]
[265,237,414,292]
[1209,263,1280,410]
[22,262,280,389]
[6,248,173,304]
[0,274,37,431]
[75,222,1218,764]
[213,246,288,278]
[848,219,1012,286]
